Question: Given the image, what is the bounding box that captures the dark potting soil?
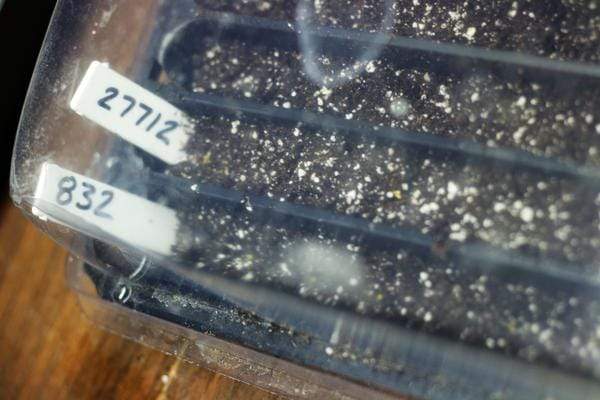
[159,0,600,381]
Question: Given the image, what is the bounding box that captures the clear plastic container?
[11,1,600,399]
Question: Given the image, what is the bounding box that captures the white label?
[34,163,179,256]
[70,61,190,165]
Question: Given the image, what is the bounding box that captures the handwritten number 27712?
[97,86,179,145]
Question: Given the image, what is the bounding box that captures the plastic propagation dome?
[10,0,600,399]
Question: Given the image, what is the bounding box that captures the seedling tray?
[83,3,600,399]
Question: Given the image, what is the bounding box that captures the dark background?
[0,0,57,189]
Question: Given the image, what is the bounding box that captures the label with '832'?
[34,163,179,256]
[70,61,190,165]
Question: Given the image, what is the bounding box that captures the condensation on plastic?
[11,0,600,399]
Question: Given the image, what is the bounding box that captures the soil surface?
[159,0,600,382]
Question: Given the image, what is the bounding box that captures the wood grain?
[0,200,281,400]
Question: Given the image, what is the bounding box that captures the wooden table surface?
[0,198,281,400]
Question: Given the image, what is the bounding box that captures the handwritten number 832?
[56,176,114,219]
[98,86,179,145]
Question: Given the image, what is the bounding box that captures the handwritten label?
[70,61,190,165]
[34,163,178,256]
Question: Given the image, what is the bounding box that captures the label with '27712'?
[71,61,190,165]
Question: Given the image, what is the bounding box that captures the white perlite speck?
[520,206,534,223]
